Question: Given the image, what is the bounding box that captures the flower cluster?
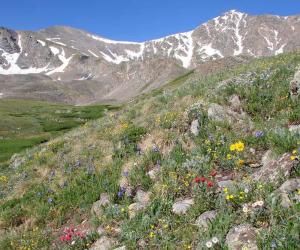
[242,200,264,213]
[205,237,219,248]
[290,149,299,161]
[224,187,249,203]
[0,175,8,184]
[59,227,86,244]
[194,169,217,188]
[230,141,245,152]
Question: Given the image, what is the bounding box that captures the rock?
[229,95,241,111]
[128,203,144,219]
[91,193,111,217]
[207,103,252,129]
[10,154,26,169]
[261,150,276,167]
[290,66,300,100]
[96,226,105,235]
[114,246,126,250]
[252,153,296,185]
[190,119,200,136]
[195,210,218,230]
[288,124,300,135]
[147,167,160,180]
[225,224,258,250]
[90,236,115,250]
[271,178,300,208]
[135,190,151,207]
[217,180,234,189]
[172,198,194,215]
[137,239,147,248]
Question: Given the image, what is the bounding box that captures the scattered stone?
[96,226,105,235]
[190,119,200,136]
[114,246,126,250]
[288,124,300,135]
[217,180,234,189]
[289,66,300,101]
[172,198,194,215]
[261,150,276,167]
[89,236,115,250]
[135,190,151,206]
[147,168,159,180]
[91,193,111,217]
[271,178,300,208]
[10,154,26,169]
[207,103,252,130]
[137,239,147,248]
[128,203,144,219]
[195,210,218,231]
[229,94,241,111]
[252,153,296,185]
[225,224,258,250]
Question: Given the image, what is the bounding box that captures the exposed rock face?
[190,119,200,136]
[1,10,300,104]
[172,198,194,215]
[251,153,296,185]
[290,66,300,100]
[225,224,258,250]
[89,236,115,250]
[91,193,111,217]
[195,210,218,231]
[271,178,300,208]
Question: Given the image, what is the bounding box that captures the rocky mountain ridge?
[1,10,300,103]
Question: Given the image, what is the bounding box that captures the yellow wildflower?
[149,232,156,238]
[237,159,245,166]
[227,154,232,160]
[223,187,229,193]
[290,155,296,160]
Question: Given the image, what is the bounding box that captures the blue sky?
[1,0,299,42]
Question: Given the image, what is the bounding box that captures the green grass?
[0,99,118,163]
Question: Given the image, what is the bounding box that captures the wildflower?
[242,204,250,213]
[290,155,296,160]
[200,177,206,182]
[254,131,264,138]
[206,241,213,248]
[223,187,228,193]
[227,154,232,160]
[235,141,245,152]
[226,195,230,200]
[297,189,300,195]
[244,188,249,193]
[237,159,245,166]
[242,246,249,250]
[194,177,201,183]
[211,237,219,244]
[207,181,214,188]
[292,150,297,154]
[149,232,155,238]
[210,169,217,177]
[252,200,264,208]
[47,198,53,204]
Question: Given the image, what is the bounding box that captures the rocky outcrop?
[172,198,194,215]
[251,153,296,185]
[195,210,218,231]
[225,224,258,250]
[91,193,111,217]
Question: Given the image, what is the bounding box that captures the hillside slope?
[0,51,300,249]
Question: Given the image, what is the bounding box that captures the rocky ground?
[0,51,299,249]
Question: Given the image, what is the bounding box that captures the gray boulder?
[195,210,218,231]
[172,198,194,215]
[225,224,258,250]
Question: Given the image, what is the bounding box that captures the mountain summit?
[0,10,300,103]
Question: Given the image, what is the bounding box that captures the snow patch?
[100,49,130,64]
[198,43,223,60]
[87,34,140,45]
[88,50,99,58]
[50,46,60,56]
[37,40,46,46]
[275,43,286,55]
[0,35,51,75]
[125,43,145,60]
[173,31,194,68]
[46,48,73,75]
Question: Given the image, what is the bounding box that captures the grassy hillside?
[0,99,118,163]
[0,52,299,249]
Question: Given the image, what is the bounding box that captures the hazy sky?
[2,0,299,42]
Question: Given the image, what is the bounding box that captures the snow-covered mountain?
[1,10,300,104]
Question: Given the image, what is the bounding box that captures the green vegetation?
[0,51,300,249]
[0,99,118,163]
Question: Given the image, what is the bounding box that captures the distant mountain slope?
[1,10,300,103]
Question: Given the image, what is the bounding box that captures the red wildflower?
[60,236,66,242]
[65,234,72,241]
[210,169,217,177]
[200,177,206,182]
[194,177,201,183]
[206,181,214,188]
